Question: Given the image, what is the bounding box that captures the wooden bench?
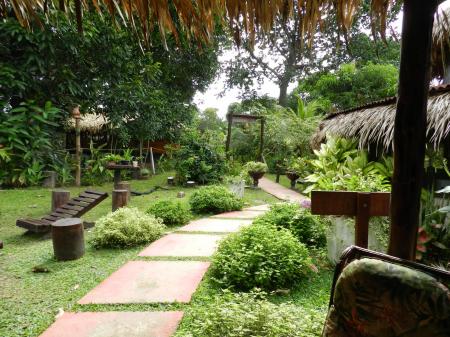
[16,190,108,233]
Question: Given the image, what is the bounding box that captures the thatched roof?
[1,0,397,47]
[312,84,450,152]
[432,6,450,79]
[66,113,109,133]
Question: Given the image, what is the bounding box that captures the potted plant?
[140,168,150,179]
[121,149,133,165]
[104,154,122,166]
[286,158,308,189]
[244,161,268,188]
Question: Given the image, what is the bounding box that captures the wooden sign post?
[311,191,391,248]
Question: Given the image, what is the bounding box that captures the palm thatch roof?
[1,0,398,46]
[432,6,450,79]
[312,84,450,152]
[66,113,109,133]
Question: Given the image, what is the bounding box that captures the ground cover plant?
[189,185,243,214]
[0,173,279,337]
[210,222,312,290]
[90,207,165,248]
[254,203,328,248]
[146,199,192,227]
[175,290,324,337]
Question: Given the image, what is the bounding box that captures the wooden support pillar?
[389,0,438,260]
[52,190,70,212]
[73,106,81,187]
[150,147,156,175]
[116,182,131,201]
[112,190,128,211]
[225,113,232,158]
[259,118,265,161]
[52,218,85,261]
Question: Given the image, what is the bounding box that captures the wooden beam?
[389,0,438,260]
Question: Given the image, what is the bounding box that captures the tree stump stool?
[52,218,85,261]
[167,176,174,185]
[0,240,3,249]
[52,190,70,212]
[116,182,131,201]
[112,189,128,211]
[186,181,196,187]
[43,171,57,188]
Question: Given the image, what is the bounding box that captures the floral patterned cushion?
[323,258,450,337]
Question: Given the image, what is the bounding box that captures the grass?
[0,172,280,337]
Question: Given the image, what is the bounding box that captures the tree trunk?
[278,80,290,107]
[388,0,438,260]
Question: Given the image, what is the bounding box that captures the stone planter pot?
[248,171,265,188]
[286,171,300,188]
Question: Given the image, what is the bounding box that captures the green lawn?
[0,173,281,337]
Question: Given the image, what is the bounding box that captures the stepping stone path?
[259,177,309,203]
[40,204,269,337]
[139,233,223,257]
[178,218,253,233]
[40,312,183,337]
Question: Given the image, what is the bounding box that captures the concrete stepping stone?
[211,210,263,219]
[178,218,252,233]
[78,261,210,304]
[39,311,183,337]
[139,233,223,257]
[244,204,270,211]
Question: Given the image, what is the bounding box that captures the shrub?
[210,223,311,290]
[174,130,227,184]
[254,203,327,248]
[175,291,325,337]
[189,185,243,214]
[146,200,191,226]
[90,207,165,248]
[243,161,268,174]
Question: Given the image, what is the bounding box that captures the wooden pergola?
[1,0,443,261]
[225,113,265,161]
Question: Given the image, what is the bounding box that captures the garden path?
[259,177,309,203]
[39,206,268,337]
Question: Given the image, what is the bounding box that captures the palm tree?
[0,0,443,260]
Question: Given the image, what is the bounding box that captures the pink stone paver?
[78,261,210,304]
[40,312,183,337]
[212,210,264,219]
[244,204,270,211]
[139,233,223,257]
[258,177,309,203]
[178,218,252,233]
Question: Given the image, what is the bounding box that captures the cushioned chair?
[323,246,450,337]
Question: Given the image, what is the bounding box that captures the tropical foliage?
[189,185,243,214]
[146,200,192,227]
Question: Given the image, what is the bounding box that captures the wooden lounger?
[16,190,108,232]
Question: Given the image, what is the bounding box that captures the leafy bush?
[175,291,324,337]
[90,207,165,248]
[210,223,311,290]
[286,157,310,176]
[304,137,391,194]
[174,130,227,184]
[254,203,327,248]
[146,200,191,227]
[243,161,268,174]
[189,185,243,214]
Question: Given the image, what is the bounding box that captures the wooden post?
[225,113,232,158]
[73,106,81,187]
[355,193,370,248]
[51,218,85,261]
[116,182,131,201]
[389,0,438,260]
[150,147,155,175]
[112,190,128,211]
[52,190,70,212]
[259,118,265,161]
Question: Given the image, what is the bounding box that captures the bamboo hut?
[312,84,450,152]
